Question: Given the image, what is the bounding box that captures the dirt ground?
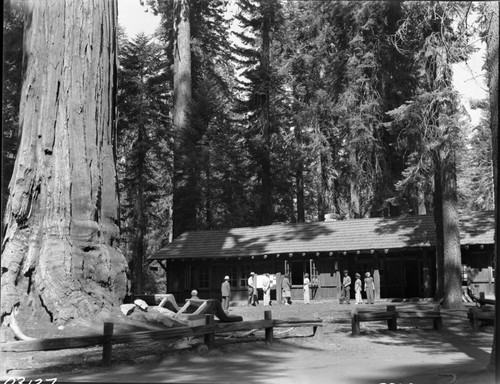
[2,299,495,384]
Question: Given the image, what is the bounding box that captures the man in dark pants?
[247,272,256,306]
[340,270,351,304]
[221,275,231,311]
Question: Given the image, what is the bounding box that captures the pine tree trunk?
[441,151,463,309]
[433,157,444,301]
[172,0,193,237]
[260,2,273,226]
[317,155,326,221]
[1,0,128,324]
[349,151,360,218]
[295,123,305,223]
[485,0,498,373]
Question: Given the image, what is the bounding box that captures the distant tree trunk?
[1,0,128,324]
[349,151,360,218]
[433,157,444,301]
[317,154,327,221]
[260,2,273,226]
[485,1,498,373]
[132,127,147,295]
[172,0,192,237]
[295,123,305,223]
[441,151,462,309]
[296,166,305,223]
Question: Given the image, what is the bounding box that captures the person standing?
[364,271,375,304]
[303,273,310,304]
[354,273,362,304]
[221,276,231,311]
[262,273,271,306]
[340,270,351,304]
[282,274,292,305]
[248,272,256,306]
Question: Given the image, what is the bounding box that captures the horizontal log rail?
[1,311,323,374]
[467,307,495,330]
[471,292,496,307]
[351,305,442,336]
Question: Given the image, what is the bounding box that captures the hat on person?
[365,272,370,276]
[250,272,255,275]
[355,273,361,278]
[191,289,198,296]
[224,275,230,280]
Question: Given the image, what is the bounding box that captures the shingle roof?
[150,211,495,260]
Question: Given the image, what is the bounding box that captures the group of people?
[220,269,376,309]
[340,270,375,305]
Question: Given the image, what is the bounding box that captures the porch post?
[422,249,431,298]
[276,272,282,305]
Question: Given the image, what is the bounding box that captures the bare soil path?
[3,300,495,384]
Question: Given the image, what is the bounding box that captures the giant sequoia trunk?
[1,0,128,324]
[485,1,498,373]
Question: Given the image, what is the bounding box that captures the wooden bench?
[468,307,495,330]
[351,305,442,335]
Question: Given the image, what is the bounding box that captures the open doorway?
[290,261,306,285]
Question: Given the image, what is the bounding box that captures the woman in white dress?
[303,273,310,304]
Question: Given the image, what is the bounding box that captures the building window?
[241,264,252,287]
[228,265,238,287]
[199,266,210,289]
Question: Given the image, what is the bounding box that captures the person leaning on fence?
[340,270,351,304]
[364,271,375,304]
[221,275,231,311]
[282,274,292,305]
[354,273,362,304]
[248,272,256,306]
[303,273,311,304]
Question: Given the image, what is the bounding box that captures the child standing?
[354,273,362,304]
[339,270,351,304]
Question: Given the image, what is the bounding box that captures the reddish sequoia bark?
[1,0,128,324]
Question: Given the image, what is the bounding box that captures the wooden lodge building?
[149,211,495,303]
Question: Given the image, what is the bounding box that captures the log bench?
[351,305,442,336]
[467,307,495,330]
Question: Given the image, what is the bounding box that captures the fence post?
[433,304,443,330]
[479,292,486,309]
[276,272,282,305]
[204,314,215,349]
[102,322,114,366]
[387,305,397,331]
[312,312,322,338]
[351,307,360,336]
[264,310,273,343]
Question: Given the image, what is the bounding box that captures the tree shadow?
[373,211,494,248]
[16,338,324,383]
[159,222,337,260]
